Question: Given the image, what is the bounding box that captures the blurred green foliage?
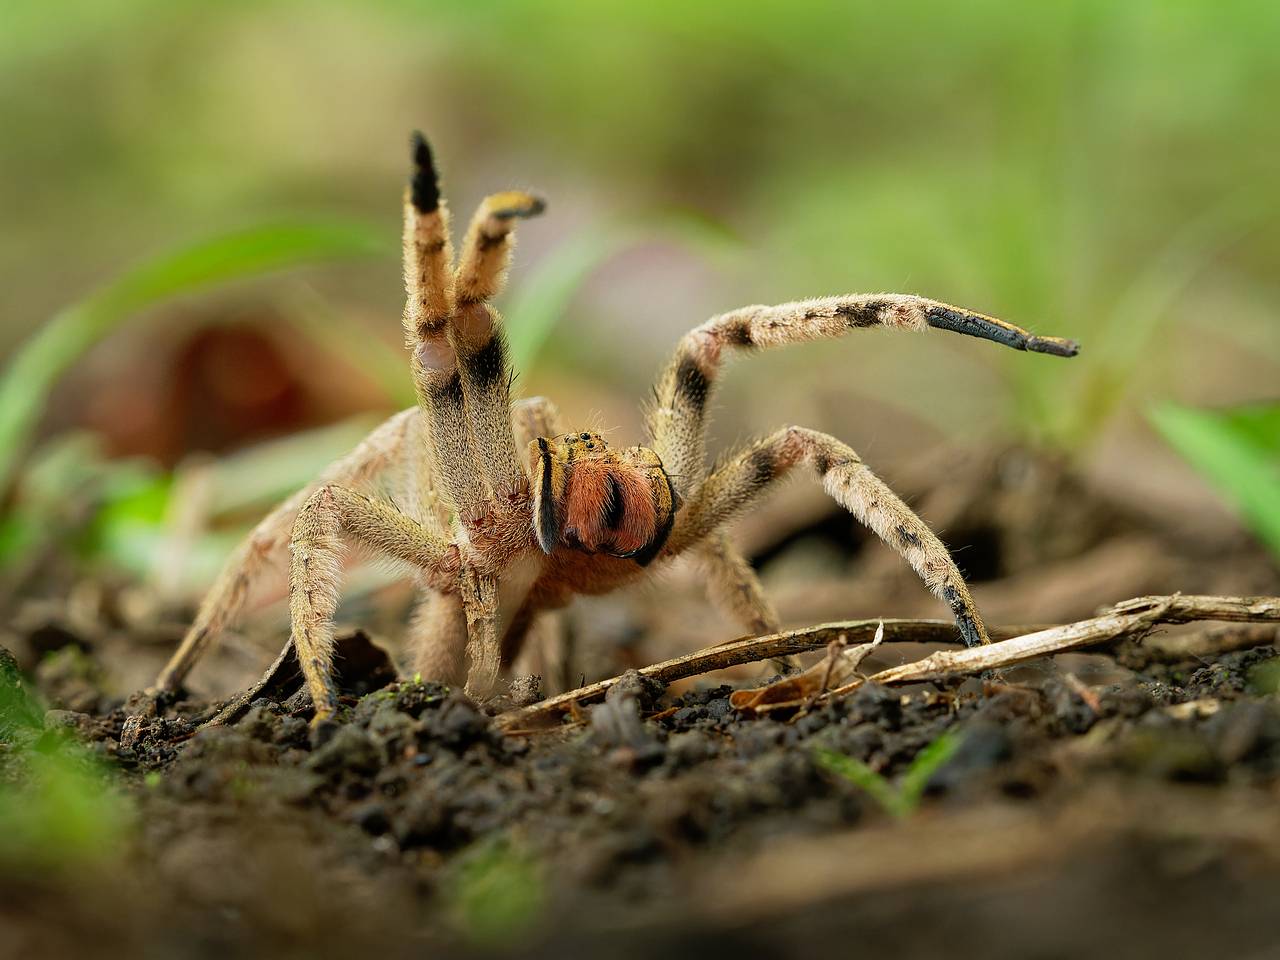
[1,1,1276,581]
[815,729,964,819]
[0,652,131,870]
[1152,403,1280,561]
[445,835,546,946]
[0,220,389,491]
[5,0,1276,437]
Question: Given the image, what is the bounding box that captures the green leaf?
[814,748,904,817]
[505,211,742,371]
[504,231,629,371]
[0,673,131,870]
[0,219,390,491]
[896,728,965,812]
[1150,402,1280,561]
[816,729,965,819]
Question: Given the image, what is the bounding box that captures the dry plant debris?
[499,594,1280,730]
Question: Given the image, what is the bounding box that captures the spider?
[151,133,1079,724]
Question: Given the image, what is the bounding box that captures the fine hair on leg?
[670,426,990,648]
[646,294,1078,501]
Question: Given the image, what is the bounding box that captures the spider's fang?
[533,438,559,554]
[409,131,441,213]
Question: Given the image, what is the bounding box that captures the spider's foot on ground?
[309,710,340,747]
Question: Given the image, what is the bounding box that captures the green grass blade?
[1150,402,1280,560]
[0,219,390,490]
[504,231,629,371]
[814,747,903,818]
[505,211,741,372]
[896,729,965,814]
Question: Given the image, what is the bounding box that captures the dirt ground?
[3,447,1280,960]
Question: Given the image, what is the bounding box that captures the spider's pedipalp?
[669,426,990,648]
[646,294,1078,500]
[408,589,468,687]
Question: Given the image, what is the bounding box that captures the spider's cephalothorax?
[529,432,678,565]
[152,132,1079,723]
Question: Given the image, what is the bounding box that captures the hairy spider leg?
[669,426,989,648]
[151,407,425,694]
[645,294,1079,503]
[289,483,459,721]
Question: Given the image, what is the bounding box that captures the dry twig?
[497,594,1280,730]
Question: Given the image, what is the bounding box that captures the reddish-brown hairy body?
[563,458,657,555]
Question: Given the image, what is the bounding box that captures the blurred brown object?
[53,306,390,466]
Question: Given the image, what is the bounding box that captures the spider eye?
[580,432,591,441]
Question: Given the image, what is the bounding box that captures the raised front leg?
[645,294,1078,501]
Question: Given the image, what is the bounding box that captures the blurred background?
[2,0,1278,696]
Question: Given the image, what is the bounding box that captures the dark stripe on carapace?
[672,356,711,413]
[462,335,507,391]
[603,474,626,530]
[631,488,676,567]
[409,131,441,213]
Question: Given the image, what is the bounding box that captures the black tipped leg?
[926,305,1079,358]
[1026,335,1080,358]
[409,130,441,213]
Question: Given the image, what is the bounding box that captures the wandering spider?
[152,133,1079,724]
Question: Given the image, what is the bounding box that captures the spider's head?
[528,432,680,566]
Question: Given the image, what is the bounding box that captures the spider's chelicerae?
[154,133,1079,723]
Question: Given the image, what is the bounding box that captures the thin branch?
[847,593,1280,695]
[497,619,1038,730]
[497,594,1280,730]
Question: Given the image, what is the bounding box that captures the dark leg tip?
[409,130,441,213]
[1027,336,1080,358]
[309,716,341,749]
